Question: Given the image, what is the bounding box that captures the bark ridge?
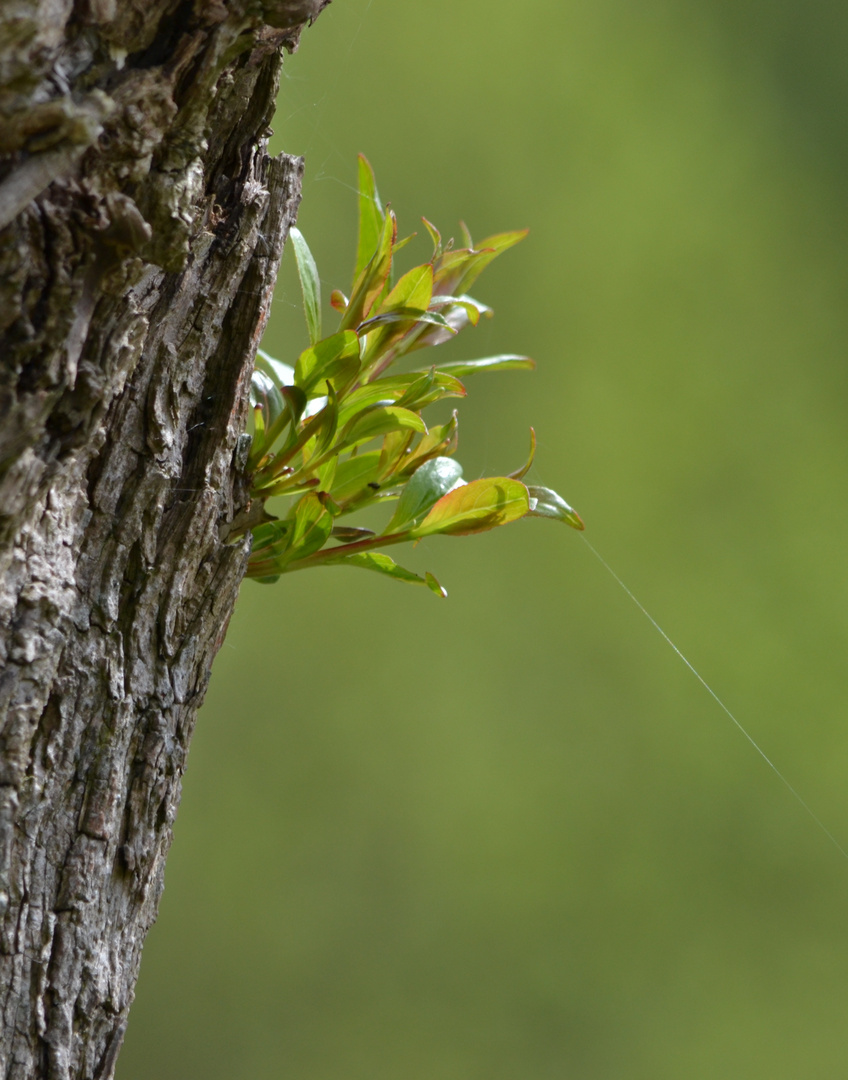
[0,2,328,1075]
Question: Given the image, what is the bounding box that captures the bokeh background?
[119,2,848,1076]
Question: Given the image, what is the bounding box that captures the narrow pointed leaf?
[289,227,322,345]
[256,348,295,387]
[289,492,333,560]
[325,550,443,594]
[342,209,396,330]
[525,485,585,530]
[330,451,382,504]
[294,330,360,394]
[338,371,464,427]
[395,411,459,477]
[358,308,452,333]
[354,154,385,281]
[340,405,426,450]
[425,572,447,598]
[508,428,537,480]
[250,384,307,469]
[249,369,284,431]
[432,355,535,377]
[422,216,442,258]
[330,526,376,541]
[433,229,527,296]
[376,263,433,316]
[250,518,291,557]
[411,477,529,537]
[385,456,464,533]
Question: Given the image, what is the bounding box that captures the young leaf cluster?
[244,156,583,596]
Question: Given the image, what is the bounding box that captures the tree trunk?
[0,2,328,1075]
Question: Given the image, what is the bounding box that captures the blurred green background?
[119,1,848,1076]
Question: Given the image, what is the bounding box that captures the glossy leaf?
[422,216,442,258]
[330,525,376,541]
[378,428,417,479]
[250,519,291,558]
[376,263,433,316]
[256,348,295,387]
[340,405,427,450]
[249,369,284,432]
[508,428,537,480]
[255,386,335,483]
[311,382,339,458]
[358,307,452,333]
[324,550,445,595]
[411,477,529,537]
[396,411,459,477]
[289,227,322,346]
[385,456,464,533]
[431,354,536,377]
[250,384,307,469]
[288,492,333,560]
[526,485,585,530]
[433,229,527,296]
[425,572,448,598]
[294,330,360,394]
[338,371,464,428]
[402,294,492,351]
[330,451,382,504]
[354,154,385,282]
[342,208,396,330]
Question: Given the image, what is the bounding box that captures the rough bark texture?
[0,2,328,1076]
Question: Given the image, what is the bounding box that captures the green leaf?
[354,154,385,282]
[311,382,339,458]
[411,477,530,537]
[425,572,448,598]
[376,263,433,315]
[342,208,396,330]
[250,518,291,557]
[378,428,417,479]
[330,526,376,541]
[385,456,464,533]
[249,383,307,469]
[289,227,322,346]
[324,550,446,596]
[401,293,492,352]
[256,348,295,387]
[249,369,284,432]
[358,307,452,333]
[508,427,536,480]
[340,405,427,450]
[358,263,439,363]
[254,385,335,484]
[294,330,361,394]
[394,411,459,477]
[422,216,442,258]
[316,454,338,493]
[288,492,333,560]
[526,485,585,530]
[430,354,536,377]
[433,229,527,297]
[338,370,464,428]
[330,450,382,504]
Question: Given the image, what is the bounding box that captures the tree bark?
[0,2,328,1075]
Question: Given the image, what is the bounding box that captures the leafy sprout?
[241,154,583,596]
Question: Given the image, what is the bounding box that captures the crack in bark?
[0,0,322,1075]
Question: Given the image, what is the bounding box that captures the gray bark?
[0,2,329,1076]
